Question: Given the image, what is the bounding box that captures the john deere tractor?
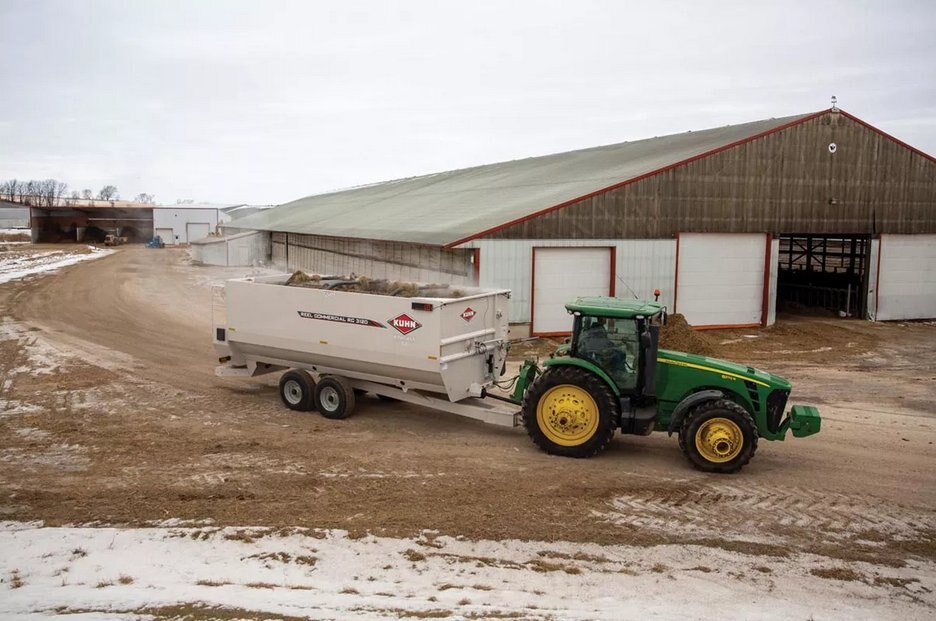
[512,297,820,473]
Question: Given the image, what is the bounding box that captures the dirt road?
[1,247,935,569]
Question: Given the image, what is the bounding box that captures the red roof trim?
[445,109,829,248]
[837,110,936,165]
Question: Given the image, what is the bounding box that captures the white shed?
[153,205,226,245]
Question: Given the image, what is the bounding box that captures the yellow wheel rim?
[694,417,744,463]
[536,384,599,447]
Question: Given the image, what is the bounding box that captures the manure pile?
[659,313,719,357]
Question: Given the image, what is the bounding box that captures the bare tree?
[0,179,20,202]
[39,179,68,208]
[81,189,93,200]
[98,185,118,201]
[133,192,155,205]
[23,180,41,206]
[69,190,79,200]
[176,198,194,204]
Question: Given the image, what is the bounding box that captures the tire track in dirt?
[601,483,936,539]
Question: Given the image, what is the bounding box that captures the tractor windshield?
[575,316,639,391]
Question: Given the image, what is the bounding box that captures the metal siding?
[676,233,766,326]
[487,113,936,239]
[153,208,219,244]
[767,238,780,326]
[155,228,175,246]
[876,234,936,320]
[272,234,473,286]
[532,248,612,334]
[866,238,880,319]
[465,239,676,323]
[0,206,30,228]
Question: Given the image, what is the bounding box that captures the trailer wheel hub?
[319,386,341,412]
[283,380,304,406]
[695,417,743,463]
[536,384,599,447]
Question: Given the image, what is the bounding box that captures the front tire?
[279,369,316,412]
[679,399,758,473]
[314,375,356,420]
[522,366,617,458]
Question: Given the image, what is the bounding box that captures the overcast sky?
[1,0,934,205]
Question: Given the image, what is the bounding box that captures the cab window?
[575,316,638,391]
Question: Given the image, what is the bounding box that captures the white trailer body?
[214,274,512,405]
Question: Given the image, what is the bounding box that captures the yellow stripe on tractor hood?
[657,350,789,390]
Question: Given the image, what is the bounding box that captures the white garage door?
[532,247,612,335]
[876,234,936,321]
[676,233,767,327]
[186,222,211,244]
[155,228,175,246]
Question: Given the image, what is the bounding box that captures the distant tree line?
[0,178,158,207]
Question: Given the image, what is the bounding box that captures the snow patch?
[0,524,932,620]
[0,247,114,285]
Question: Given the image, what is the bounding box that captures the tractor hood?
[657,349,792,391]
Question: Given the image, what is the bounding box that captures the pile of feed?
[284,270,465,298]
[659,313,719,357]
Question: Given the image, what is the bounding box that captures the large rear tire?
[279,369,316,412]
[679,398,758,473]
[314,375,356,420]
[522,366,617,458]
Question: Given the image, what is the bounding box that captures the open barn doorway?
[777,234,871,318]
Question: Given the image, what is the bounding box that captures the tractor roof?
[565,297,664,319]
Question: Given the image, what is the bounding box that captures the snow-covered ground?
[0,247,114,285]
[1,523,932,620]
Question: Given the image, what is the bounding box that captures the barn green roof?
[229,112,819,247]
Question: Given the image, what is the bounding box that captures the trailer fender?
[666,389,726,436]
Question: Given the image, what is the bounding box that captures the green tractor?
[511,297,821,473]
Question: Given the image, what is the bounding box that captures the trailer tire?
[522,366,617,458]
[279,370,316,412]
[679,399,758,473]
[314,375,356,420]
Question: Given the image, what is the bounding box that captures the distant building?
[0,200,30,228]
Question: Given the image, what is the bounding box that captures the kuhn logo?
[460,307,476,322]
[388,313,422,335]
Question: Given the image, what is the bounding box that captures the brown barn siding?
[484,113,936,240]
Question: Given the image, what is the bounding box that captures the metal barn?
[229,108,936,333]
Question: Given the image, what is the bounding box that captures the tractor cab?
[566,297,665,402]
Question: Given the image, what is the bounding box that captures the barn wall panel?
[676,233,767,327]
[274,234,474,286]
[486,113,936,240]
[876,234,936,320]
[463,239,676,323]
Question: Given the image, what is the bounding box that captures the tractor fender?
[666,389,725,436]
[542,357,620,396]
